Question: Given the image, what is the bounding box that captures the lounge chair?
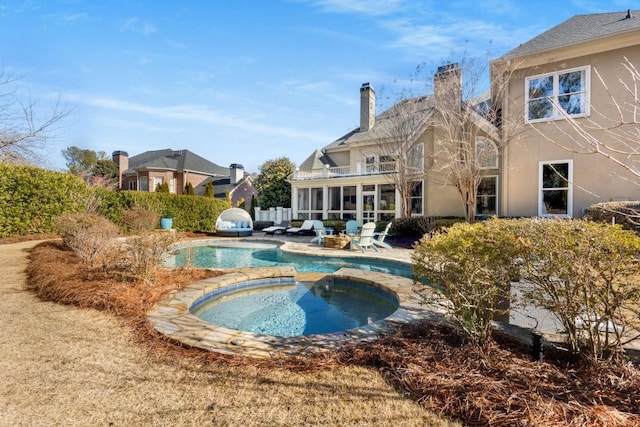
[345,220,358,236]
[286,219,316,236]
[262,221,289,235]
[309,220,327,245]
[350,222,378,252]
[372,222,392,249]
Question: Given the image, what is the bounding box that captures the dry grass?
[2,240,453,426]
[7,238,640,426]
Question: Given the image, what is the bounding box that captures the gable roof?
[501,10,640,59]
[124,149,229,176]
[324,95,434,150]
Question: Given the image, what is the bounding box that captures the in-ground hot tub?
[149,266,442,358]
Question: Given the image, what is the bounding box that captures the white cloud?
[309,0,406,16]
[120,17,158,36]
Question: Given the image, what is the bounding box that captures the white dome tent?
[215,208,253,237]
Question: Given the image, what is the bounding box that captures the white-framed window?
[476,138,498,169]
[411,181,423,215]
[476,176,497,216]
[152,176,164,191]
[526,66,590,123]
[169,178,176,194]
[408,143,424,173]
[539,160,573,217]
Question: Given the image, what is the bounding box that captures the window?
[152,176,163,191]
[169,178,176,194]
[411,181,423,215]
[476,176,497,216]
[539,160,573,217]
[408,143,424,173]
[378,184,395,211]
[298,188,309,210]
[476,138,498,169]
[526,67,589,122]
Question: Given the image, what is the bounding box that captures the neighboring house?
[290,9,640,222]
[492,9,640,218]
[112,149,257,210]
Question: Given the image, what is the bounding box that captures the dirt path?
[0,241,449,426]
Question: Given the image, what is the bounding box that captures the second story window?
[476,137,498,169]
[526,66,590,123]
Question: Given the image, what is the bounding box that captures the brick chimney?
[434,63,462,113]
[360,83,375,132]
[229,163,244,185]
[112,150,129,190]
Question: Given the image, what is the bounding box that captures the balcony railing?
[292,161,422,181]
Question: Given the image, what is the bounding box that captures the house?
[290,69,499,222]
[112,149,257,210]
[290,9,640,222]
[491,9,640,218]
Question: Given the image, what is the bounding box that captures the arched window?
[476,137,498,169]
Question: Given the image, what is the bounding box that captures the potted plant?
[160,209,175,230]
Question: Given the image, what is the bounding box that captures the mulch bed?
[23,239,640,426]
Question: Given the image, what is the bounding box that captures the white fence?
[254,207,293,225]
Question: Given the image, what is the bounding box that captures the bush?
[113,232,177,283]
[53,213,120,268]
[516,218,640,361]
[120,208,160,233]
[253,220,273,231]
[412,218,526,347]
[583,201,640,233]
[0,163,90,237]
[392,216,464,237]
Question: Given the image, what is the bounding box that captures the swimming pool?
[166,240,413,278]
[191,277,399,337]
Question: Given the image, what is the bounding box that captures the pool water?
[191,279,399,336]
[166,241,413,278]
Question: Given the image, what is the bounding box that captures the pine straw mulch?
[25,240,640,427]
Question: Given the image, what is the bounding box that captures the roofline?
[494,26,640,69]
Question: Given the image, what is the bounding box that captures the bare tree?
[373,95,431,218]
[0,70,70,164]
[430,57,518,222]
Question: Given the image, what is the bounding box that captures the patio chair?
[372,222,392,249]
[286,219,316,236]
[350,222,378,252]
[309,220,327,245]
[262,221,289,235]
[345,220,359,236]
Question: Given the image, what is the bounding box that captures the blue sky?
[0,0,630,173]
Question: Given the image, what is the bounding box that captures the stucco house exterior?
[290,9,640,222]
[112,149,257,210]
[492,9,640,218]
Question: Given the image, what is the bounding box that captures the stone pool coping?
[148,265,444,358]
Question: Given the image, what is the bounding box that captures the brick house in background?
[112,149,257,211]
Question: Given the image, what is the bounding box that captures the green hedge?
[583,201,640,233]
[0,163,89,237]
[0,163,231,237]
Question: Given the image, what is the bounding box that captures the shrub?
[583,201,640,233]
[53,213,120,268]
[392,216,464,237]
[253,220,273,231]
[112,232,177,284]
[516,218,640,361]
[412,218,526,347]
[120,208,160,233]
[0,163,90,237]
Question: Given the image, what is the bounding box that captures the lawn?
[12,238,640,426]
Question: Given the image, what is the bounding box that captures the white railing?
[254,207,293,224]
[292,161,418,181]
